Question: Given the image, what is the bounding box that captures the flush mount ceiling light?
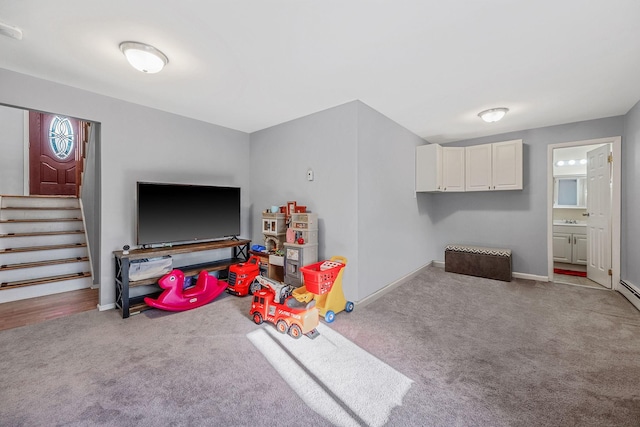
[0,21,23,40]
[119,41,168,73]
[478,107,509,123]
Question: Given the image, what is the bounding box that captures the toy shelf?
[113,238,250,318]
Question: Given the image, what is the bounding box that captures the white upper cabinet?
[417,139,523,193]
[441,147,465,192]
[416,144,442,192]
[465,139,523,191]
[492,139,523,190]
[465,144,492,191]
[416,144,465,192]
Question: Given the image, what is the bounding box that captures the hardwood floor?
[0,288,98,332]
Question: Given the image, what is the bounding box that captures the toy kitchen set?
[253,201,318,285]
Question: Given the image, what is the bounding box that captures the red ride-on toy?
[226,255,261,296]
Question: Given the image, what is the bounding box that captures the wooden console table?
[113,239,250,318]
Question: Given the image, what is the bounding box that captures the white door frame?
[547,136,621,290]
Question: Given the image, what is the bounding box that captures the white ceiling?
[1,1,639,143]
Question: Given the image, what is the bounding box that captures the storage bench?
[444,244,512,282]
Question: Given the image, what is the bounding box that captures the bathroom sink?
[553,220,586,226]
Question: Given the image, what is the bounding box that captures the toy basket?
[301,260,345,295]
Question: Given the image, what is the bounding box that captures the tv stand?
[113,239,250,318]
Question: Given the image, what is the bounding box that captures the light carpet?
[248,323,413,427]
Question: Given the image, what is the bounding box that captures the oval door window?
[49,116,74,159]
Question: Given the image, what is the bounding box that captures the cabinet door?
[465,144,492,191]
[492,139,523,190]
[552,233,572,263]
[415,144,442,192]
[572,234,588,265]
[442,147,465,192]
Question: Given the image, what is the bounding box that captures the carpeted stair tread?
[0,218,83,223]
[0,243,87,253]
[0,230,85,238]
[0,271,91,289]
[2,207,80,210]
[1,256,90,271]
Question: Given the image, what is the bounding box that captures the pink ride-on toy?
[144,269,227,311]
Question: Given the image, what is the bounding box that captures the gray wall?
[250,101,435,301]
[249,102,360,300]
[356,102,435,298]
[623,100,640,286]
[427,116,624,276]
[0,68,251,308]
[80,122,100,285]
[0,105,26,195]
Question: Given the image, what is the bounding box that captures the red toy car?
[226,255,261,296]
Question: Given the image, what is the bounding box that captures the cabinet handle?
[568,237,571,244]
[574,236,576,245]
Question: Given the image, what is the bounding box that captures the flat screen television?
[136,182,241,246]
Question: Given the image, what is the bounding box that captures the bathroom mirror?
[554,176,587,208]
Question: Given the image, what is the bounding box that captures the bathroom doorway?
[547,137,621,290]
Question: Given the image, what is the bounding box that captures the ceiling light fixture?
[119,41,168,73]
[0,21,23,40]
[478,107,509,123]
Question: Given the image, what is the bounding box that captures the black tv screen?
[136,182,241,245]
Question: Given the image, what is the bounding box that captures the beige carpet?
[1,266,639,426]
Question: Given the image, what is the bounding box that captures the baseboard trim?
[618,279,640,312]
[357,261,433,308]
[357,261,551,308]
[97,303,115,311]
[513,272,548,282]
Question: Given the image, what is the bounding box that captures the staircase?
[0,195,92,303]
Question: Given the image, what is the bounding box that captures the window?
[49,116,74,159]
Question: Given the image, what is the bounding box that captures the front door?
[586,144,612,288]
[29,112,81,196]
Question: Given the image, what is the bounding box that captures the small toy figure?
[144,269,227,311]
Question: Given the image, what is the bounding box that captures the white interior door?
[586,144,612,288]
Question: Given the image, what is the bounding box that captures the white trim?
[357,261,432,308]
[618,280,640,311]
[358,261,551,309]
[546,137,621,290]
[97,303,116,311]
[437,259,547,281]
[23,110,29,196]
[79,198,95,282]
[512,272,548,282]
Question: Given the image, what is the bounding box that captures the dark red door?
[29,112,81,196]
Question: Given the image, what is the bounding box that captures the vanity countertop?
[553,222,586,234]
